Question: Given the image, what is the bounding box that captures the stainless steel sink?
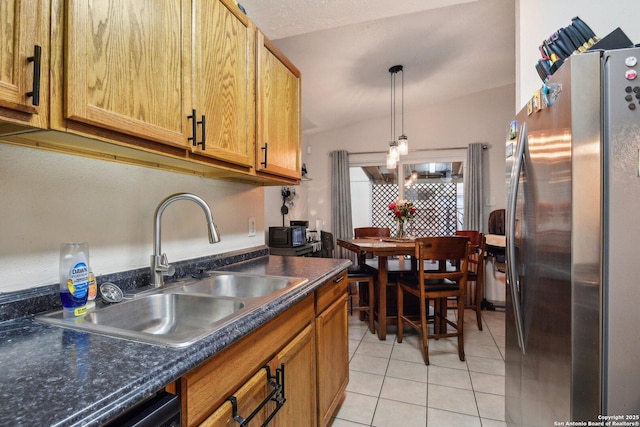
[173,272,306,298]
[37,272,308,347]
[39,293,246,348]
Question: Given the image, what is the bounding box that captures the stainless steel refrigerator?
[505,47,640,425]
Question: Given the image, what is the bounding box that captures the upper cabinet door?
[256,32,301,181]
[0,0,49,128]
[64,0,187,148]
[191,0,255,169]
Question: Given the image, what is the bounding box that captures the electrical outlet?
[248,217,256,237]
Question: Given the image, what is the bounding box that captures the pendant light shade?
[387,65,408,162]
[398,134,408,155]
[386,152,397,169]
[389,141,399,162]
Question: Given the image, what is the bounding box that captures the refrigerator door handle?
[507,122,527,353]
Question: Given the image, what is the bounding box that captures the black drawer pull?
[26,45,41,106]
[228,364,286,426]
[261,143,268,167]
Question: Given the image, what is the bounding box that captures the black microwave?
[269,226,306,247]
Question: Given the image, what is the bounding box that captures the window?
[350,162,464,237]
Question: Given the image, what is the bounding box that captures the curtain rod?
[345,145,484,155]
[329,144,488,156]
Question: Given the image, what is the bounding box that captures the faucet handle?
[156,253,175,277]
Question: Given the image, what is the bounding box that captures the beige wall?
[0,143,265,293]
[296,1,640,239]
[5,1,638,293]
[301,84,515,236]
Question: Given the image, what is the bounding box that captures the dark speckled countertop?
[0,255,350,427]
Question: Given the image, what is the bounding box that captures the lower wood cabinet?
[315,273,349,427]
[203,324,315,426]
[269,324,316,426]
[174,270,348,427]
[202,367,271,426]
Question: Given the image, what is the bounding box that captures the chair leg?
[457,296,465,361]
[475,280,483,331]
[355,281,363,320]
[434,298,446,336]
[419,294,430,365]
[396,284,404,343]
[366,278,375,334]
[354,281,366,321]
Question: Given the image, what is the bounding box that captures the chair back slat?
[354,227,391,263]
[455,230,483,247]
[455,230,486,275]
[354,227,391,238]
[415,236,470,295]
[415,236,470,263]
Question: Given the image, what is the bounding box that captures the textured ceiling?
[240,0,515,135]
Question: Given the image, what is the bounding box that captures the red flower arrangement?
[388,200,417,222]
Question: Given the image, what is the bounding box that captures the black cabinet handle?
[26,45,41,106]
[188,109,197,146]
[188,110,206,150]
[261,143,268,167]
[197,114,206,150]
[228,364,286,426]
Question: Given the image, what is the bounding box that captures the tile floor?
[330,308,506,427]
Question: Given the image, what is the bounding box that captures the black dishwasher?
[104,391,180,427]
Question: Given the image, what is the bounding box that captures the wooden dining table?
[337,237,418,340]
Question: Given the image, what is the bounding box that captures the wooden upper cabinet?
[63,0,187,148]
[191,0,255,169]
[256,32,301,181]
[2,0,302,184]
[0,0,49,129]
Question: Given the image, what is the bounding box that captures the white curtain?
[463,143,484,231]
[330,150,352,258]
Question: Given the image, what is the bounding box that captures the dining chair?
[321,231,374,333]
[355,226,418,332]
[488,209,506,236]
[397,236,470,365]
[455,230,487,330]
[354,227,391,239]
[320,231,334,258]
[345,227,391,334]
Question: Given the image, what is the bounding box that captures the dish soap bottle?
[86,270,97,309]
[60,242,90,317]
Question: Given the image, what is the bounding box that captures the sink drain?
[99,282,124,304]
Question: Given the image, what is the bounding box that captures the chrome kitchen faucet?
[150,193,220,287]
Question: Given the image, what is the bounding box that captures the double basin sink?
[37,272,308,348]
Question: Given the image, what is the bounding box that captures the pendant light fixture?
[386,65,408,168]
[397,66,409,155]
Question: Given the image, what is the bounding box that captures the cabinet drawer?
[202,368,270,426]
[180,294,314,426]
[316,271,347,314]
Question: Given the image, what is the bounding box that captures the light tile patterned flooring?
[330,308,506,427]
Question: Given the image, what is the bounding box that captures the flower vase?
[396,221,405,239]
